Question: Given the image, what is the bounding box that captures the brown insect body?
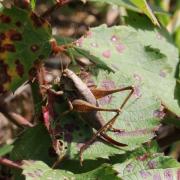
[63,68,105,130]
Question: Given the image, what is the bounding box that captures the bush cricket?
[60,68,134,165]
[44,52,134,166]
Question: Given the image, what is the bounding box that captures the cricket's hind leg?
[79,86,135,165]
[79,112,127,166]
[90,86,134,133]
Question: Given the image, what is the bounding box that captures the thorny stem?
[50,39,74,54]
[0,158,22,169]
[41,0,73,19]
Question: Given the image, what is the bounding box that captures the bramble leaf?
[22,152,180,179]
[48,23,179,163]
[76,24,180,116]
[22,161,120,180]
[22,161,75,180]
[0,6,51,93]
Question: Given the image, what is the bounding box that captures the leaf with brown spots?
[0,6,51,93]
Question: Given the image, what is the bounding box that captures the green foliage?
[10,124,55,179]
[22,161,120,180]
[30,0,36,10]
[175,27,180,53]
[76,24,180,116]
[21,147,180,179]
[0,1,180,179]
[0,6,51,93]
[10,124,55,164]
[114,155,180,179]
[129,0,160,26]
[0,144,13,157]
[88,0,140,12]
[88,0,163,26]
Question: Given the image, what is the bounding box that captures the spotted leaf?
[76,24,180,117]
[0,6,51,93]
[114,154,180,179]
[22,161,119,180]
[21,150,180,179]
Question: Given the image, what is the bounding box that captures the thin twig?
[41,0,73,19]
[0,158,22,169]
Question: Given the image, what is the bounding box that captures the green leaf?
[30,0,36,10]
[22,161,74,180]
[174,26,180,53]
[22,149,180,179]
[87,0,162,26]
[0,144,13,157]
[47,65,161,163]
[130,0,160,26]
[48,25,171,163]
[76,24,180,117]
[87,0,140,12]
[10,124,54,164]
[114,154,180,179]
[22,161,120,179]
[0,6,51,93]
[74,47,114,71]
[10,124,55,179]
[54,36,113,72]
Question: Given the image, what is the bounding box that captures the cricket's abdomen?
[81,110,105,130]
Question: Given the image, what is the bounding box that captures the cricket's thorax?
[63,69,105,130]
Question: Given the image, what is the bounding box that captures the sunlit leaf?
[87,0,161,26]
[130,0,160,26]
[174,27,180,56]
[114,154,180,179]
[22,150,180,179]
[22,161,74,180]
[47,36,162,163]
[76,24,180,116]
[0,144,13,157]
[30,0,36,10]
[87,0,140,12]
[22,161,120,180]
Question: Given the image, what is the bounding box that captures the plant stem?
[41,0,73,19]
[0,158,22,169]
